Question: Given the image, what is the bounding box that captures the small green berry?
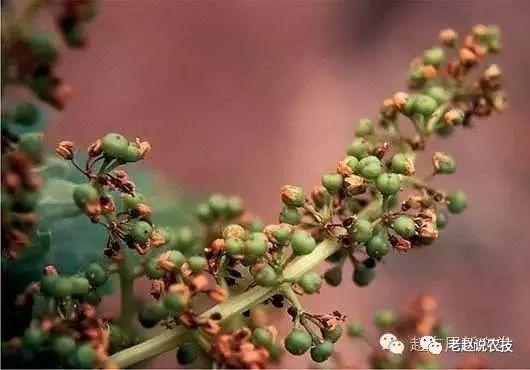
[73,183,99,209]
[25,35,58,64]
[101,133,129,159]
[252,327,273,348]
[347,138,370,159]
[324,266,342,287]
[40,275,60,296]
[433,152,456,174]
[281,185,305,207]
[244,232,268,257]
[13,102,39,126]
[273,224,292,245]
[310,341,334,363]
[131,221,153,243]
[375,173,401,195]
[226,196,244,217]
[72,344,95,369]
[322,325,342,343]
[423,46,445,67]
[284,329,312,355]
[196,202,215,224]
[352,265,375,287]
[426,86,449,104]
[402,94,418,116]
[391,153,415,175]
[52,277,73,299]
[355,118,374,137]
[374,309,396,328]
[188,256,207,272]
[446,191,467,214]
[122,193,147,210]
[177,342,199,365]
[321,173,344,194]
[23,327,45,349]
[279,206,301,225]
[71,276,91,297]
[346,322,364,338]
[298,271,322,294]
[393,215,416,238]
[253,264,277,287]
[109,324,124,350]
[162,292,187,314]
[145,257,165,279]
[52,335,76,358]
[208,194,227,216]
[138,301,168,328]
[357,156,383,179]
[291,230,316,255]
[175,226,194,248]
[18,133,43,161]
[414,94,439,116]
[85,263,108,286]
[353,219,373,243]
[120,143,143,162]
[366,233,389,259]
[225,237,244,256]
[436,211,448,229]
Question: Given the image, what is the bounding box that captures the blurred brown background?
[43,0,530,368]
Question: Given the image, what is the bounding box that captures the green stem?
[110,238,339,368]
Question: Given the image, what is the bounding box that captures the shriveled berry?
[376,173,401,195]
[254,265,277,287]
[23,327,45,349]
[177,342,199,365]
[347,138,370,159]
[162,292,187,314]
[310,341,334,363]
[366,233,389,258]
[321,173,344,194]
[225,237,244,256]
[423,46,444,67]
[101,133,129,159]
[52,335,76,358]
[353,219,372,243]
[355,118,374,137]
[322,325,342,343]
[393,215,416,238]
[208,194,227,216]
[357,156,383,179]
[252,327,273,348]
[291,230,316,255]
[73,183,99,209]
[346,322,364,338]
[85,263,108,286]
[353,265,375,287]
[131,221,153,243]
[72,344,95,369]
[374,309,396,328]
[391,153,414,175]
[298,271,322,294]
[284,329,312,355]
[279,206,301,225]
[188,256,207,272]
[244,232,268,257]
[447,191,467,214]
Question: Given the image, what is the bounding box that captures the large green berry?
[426,86,449,104]
[322,325,342,343]
[145,257,165,279]
[355,118,374,137]
[71,277,90,297]
[131,221,153,243]
[347,138,370,159]
[447,191,467,214]
[391,153,414,175]
[177,343,199,365]
[18,133,43,161]
[85,263,108,286]
[73,183,99,209]
[208,194,227,216]
[324,266,342,287]
[284,329,312,355]
[72,344,95,369]
[53,277,73,299]
[414,94,439,116]
[188,256,207,272]
[226,196,244,217]
[252,327,273,348]
[357,156,383,179]
[423,46,444,67]
[13,102,39,126]
[374,309,396,328]
[225,237,244,256]
[23,327,45,349]
[138,301,168,328]
[352,265,375,287]
[346,322,364,338]
[344,156,359,171]
[101,133,129,159]
[254,265,277,287]
[392,216,416,238]
[244,232,268,257]
[40,275,60,296]
[291,230,316,255]
[298,271,322,294]
[279,206,301,225]
[321,173,344,194]
[311,341,334,363]
[162,292,187,314]
[52,335,76,358]
[353,219,372,243]
[366,233,389,259]
[281,185,305,207]
[376,173,401,195]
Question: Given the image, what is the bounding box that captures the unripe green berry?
[145,257,165,279]
[109,324,124,350]
[72,344,95,369]
[344,156,359,171]
[310,341,334,363]
[273,224,292,245]
[346,322,364,338]
[355,118,374,137]
[13,190,40,212]
[23,327,45,349]
[426,86,449,104]
[73,183,99,209]
[175,226,194,248]
[52,335,76,358]
[353,219,373,243]
[402,94,418,116]
[393,215,416,239]
[376,173,401,195]
[322,325,342,343]
[40,275,60,296]
[138,301,168,328]
[119,143,143,163]
[253,265,277,287]
[352,265,375,287]
[252,327,273,348]
[53,277,73,299]
[208,194,227,216]
[18,133,44,161]
[131,221,153,243]
[177,343,199,365]
[85,262,108,286]
[298,271,322,294]
[279,206,301,225]
[391,153,415,175]
[447,191,467,214]
[374,309,396,328]
[244,232,268,257]
[357,156,383,179]
[225,237,244,256]
[71,276,90,297]
[162,292,187,314]
[284,329,312,355]
[347,138,370,159]
[281,185,305,207]
[188,255,207,272]
[122,193,147,210]
[291,230,316,255]
[196,202,214,224]
[324,266,342,287]
[13,102,39,126]
[226,196,244,217]
[366,233,389,259]
[423,46,445,67]
[101,133,130,159]
[321,173,344,194]
[25,35,58,64]
[436,211,448,229]
[433,152,456,174]
[414,94,439,116]
[30,75,54,100]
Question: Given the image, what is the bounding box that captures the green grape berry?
[53,277,73,299]
[162,292,187,314]
[414,94,439,116]
[284,329,312,355]
[279,206,301,225]
[446,191,468,214]
[40,275,60,296]
[324,266,342,287]
[353,265,375,287]
[374,309,396,328]
[109,324,124,350]
[145,257,165,279]
[310,341,334,363]
[122,193,147,210]
[391,153,414,175]
[18,133,43,161]
[226,196,244,217]
[52,335,76,358]
[273,224,292,245]
[73,183,99,209]
[131,221,153,243]
[357,156,383,179]
[167,250,186,269]
[353,219,373,243]
[225,237,244,256]
[253,265,277,287]
[434,152,456,174]
[322,325,342,343]
[347,138,370,159]
[252,327,273,348]
[101,133,129,159]
[208,194,228,216]
[119,143,143,163]
[22,327,45,349]
[196,202,214,224]
[281,185,305,207]
[321,173,344,194]
[393,215,416,238]
[298,271,322,294]
[346,322,364,338]
[423,46,445,67]
[355,118,374,137]
[138,301,168,328]
[177,342,199,365]
[72,344,96,369]
[25,35,58,64]
[376,173,401,195]
[71,276,91,297]
[85,263,108,286]
[426,86,449,104]
[291,230,316,255]
[188,256,207,272]
[345,156,359,171]
[13,102,39,126]
[366,233,389,259]
[244,232,268,257]
[436,211,448,229]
